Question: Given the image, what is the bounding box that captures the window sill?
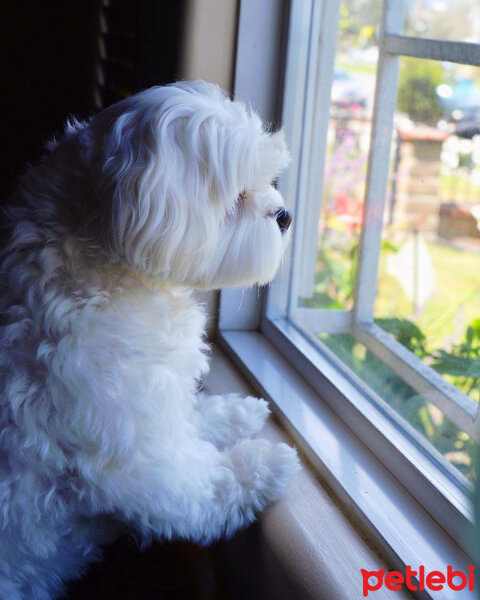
[214,331,474,600]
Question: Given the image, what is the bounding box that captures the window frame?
[219,0,477,563]
[273,0,480,439]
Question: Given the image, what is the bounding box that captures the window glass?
[320,333,476,481]
[299,1,379,310]
[293,0,479,482]
[376,57,480,408]
[404,0,480,42]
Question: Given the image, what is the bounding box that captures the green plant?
[397,57,444,124]
[302,236,397,311]
[311,235,359,310]
[339,0,381,46]
[431,318,480,402]
[320,316,479,482]
[376,317,427,358]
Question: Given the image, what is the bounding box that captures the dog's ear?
[92,104,205,279]
[88,85,272,281]
[95,109,166,271]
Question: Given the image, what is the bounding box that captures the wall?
[179,0,239,92]
[177,0,240,338]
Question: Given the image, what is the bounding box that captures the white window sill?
[210,332,475,600]
[206,345,410,599]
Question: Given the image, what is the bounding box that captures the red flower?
[328,192,363,232]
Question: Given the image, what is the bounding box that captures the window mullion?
[385,33,480,67]
[353,0,406,325]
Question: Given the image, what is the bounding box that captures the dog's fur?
[0,80,299,599]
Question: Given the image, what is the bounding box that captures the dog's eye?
[238,190,247,202]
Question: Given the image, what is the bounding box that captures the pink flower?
[328,192,363,232]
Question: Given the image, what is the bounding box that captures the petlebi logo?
[361,564,475,596]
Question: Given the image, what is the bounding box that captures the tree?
[339,0,382,46]
[397,57,444,124]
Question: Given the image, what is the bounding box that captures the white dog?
[0,80,299,599]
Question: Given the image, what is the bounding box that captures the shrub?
[397,57,444,124]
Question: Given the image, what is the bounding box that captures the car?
[436,78,480,137]
[331,67,368,113]
[454,107,480,139]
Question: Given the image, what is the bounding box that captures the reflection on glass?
[320,333,477,482]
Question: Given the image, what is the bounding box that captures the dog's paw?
[223,394,270,440]
[195,393,270,448]
[228,438,300,508]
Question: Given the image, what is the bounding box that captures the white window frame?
[218,0,477,580]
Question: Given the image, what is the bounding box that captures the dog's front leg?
[156,432,300,544]
[192,392,271,449]
[50,307,299,546]
[88,427,299,545]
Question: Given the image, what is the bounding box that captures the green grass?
[440,171,480,203]
[375,241,480,351]
[336,60,377,75]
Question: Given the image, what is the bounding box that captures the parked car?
[436,78,480,138]
[454,108,480,139]
[331,67,368,113]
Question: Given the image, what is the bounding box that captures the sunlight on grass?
[376,241,480,352]
[336,60,377,75]
[440,172,480,203]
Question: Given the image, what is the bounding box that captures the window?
[220,0,480,558]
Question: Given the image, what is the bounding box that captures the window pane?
[299,0,378,310]
[320,333,476,481]
[291,5,480,482]
[375,57,480,410]
[404,1,480,42]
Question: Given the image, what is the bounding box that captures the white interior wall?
[178,0,239,339]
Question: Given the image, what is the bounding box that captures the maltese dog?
[0,80,299,599]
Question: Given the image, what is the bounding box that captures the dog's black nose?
[275,208,292,233]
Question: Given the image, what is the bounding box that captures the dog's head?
[79,80,291,289]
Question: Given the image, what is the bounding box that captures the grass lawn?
[336,60,377,75]
[440,171,480,203]
[375,240,480,351]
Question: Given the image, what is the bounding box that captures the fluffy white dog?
[0,80,299,599]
